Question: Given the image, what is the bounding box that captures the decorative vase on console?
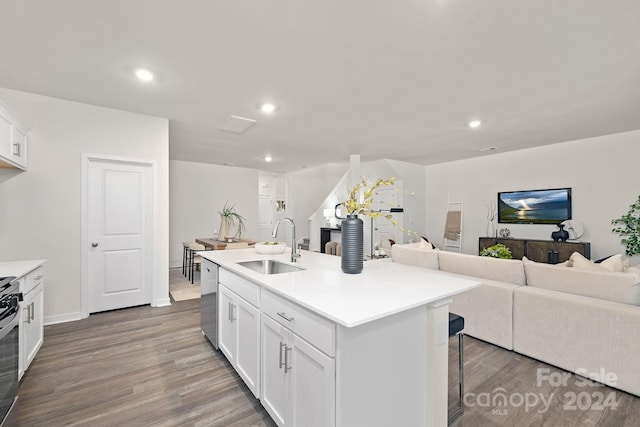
[486,221,496,239]
[486,201,497,238]
[341,214,364,274]
[551,223,570,242]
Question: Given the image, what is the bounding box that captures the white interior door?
[372,187,403,249]
[88,158,152,313]
[259,195,274,242]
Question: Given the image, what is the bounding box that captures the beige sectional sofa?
[391,242,640,397]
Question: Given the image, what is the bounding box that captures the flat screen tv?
[498,188,572,224]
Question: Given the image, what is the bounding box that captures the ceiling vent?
[219,115,256,134]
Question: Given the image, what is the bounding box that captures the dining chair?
[182,241,195,277]
[188,242,207,284]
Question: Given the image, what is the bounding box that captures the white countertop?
[201,248,478,328]
[0,259,46,278]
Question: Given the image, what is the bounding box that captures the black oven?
[0,276,20,427]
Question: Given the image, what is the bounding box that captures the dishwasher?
[200,258,218,349]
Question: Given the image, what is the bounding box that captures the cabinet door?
[218,284,237,365]
[261,314,290,427]
[0,109,11,160]
[235,295,260,398]
[290,335,335,427]
[23,284,44,373]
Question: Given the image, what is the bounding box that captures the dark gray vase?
[341,214,363,274]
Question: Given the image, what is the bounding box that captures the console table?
[320,227,341,253]
[478,237,590,264]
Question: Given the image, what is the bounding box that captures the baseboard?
[153,297,172,307]
[44,312,83,326]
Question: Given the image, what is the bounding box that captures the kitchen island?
[201,248,478,427]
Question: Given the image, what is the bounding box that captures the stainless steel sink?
[237,259,304,275]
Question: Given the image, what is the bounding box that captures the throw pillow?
[569,252,603,272]
[599,254,625,272]
[418,237,435,250]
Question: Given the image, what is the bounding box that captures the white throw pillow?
[599,254,625,272]
[569,252,602,271]
[418,237,435,250]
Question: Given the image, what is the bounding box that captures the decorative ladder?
[443,193,463,252]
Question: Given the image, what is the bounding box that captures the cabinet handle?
[23,306,31,324]
[13,142,20,156]
[228,302,236,321]
[30,302,35,321]
[33,275,43,280]
[277,312,294,322]
[284,346,292,373]
[279,342,286,369]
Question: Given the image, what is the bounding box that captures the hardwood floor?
[448,336,640,426]
[19,278,640,426]
[18,299,275,427]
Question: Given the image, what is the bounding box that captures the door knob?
[91,242,99,247]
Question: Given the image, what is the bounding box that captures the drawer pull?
[277,312,294,322]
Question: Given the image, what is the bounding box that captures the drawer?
[261,289,335,356]
[219,268,259,307]
[22,266,44,295]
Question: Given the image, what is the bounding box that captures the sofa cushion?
[523,257,640,306]
[570,252,626,273]
[438,251,526,285]
[391,242,439,270]
[443,270,518,350]
[513,286,640,396]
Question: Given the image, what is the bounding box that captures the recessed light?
[260,103,277,114]
[468,120,482,128]
[135,68,154,82]
[264,155,273,162]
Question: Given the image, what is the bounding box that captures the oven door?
[0,307,19,427]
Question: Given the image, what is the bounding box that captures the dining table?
[195,237,256,250]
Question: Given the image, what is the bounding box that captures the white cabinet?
[0,99,28,170]
[260,290,335,427]
[218,269,260,398]
[19,265,45,380]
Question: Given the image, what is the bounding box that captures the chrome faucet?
[272,217,300,263]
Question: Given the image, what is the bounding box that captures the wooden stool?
[182,241,194,277]
[449,313,465,424]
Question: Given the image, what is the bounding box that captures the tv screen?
[498,188,572,224]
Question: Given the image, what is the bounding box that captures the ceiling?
[1,1,639,172]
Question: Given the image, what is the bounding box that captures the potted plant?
[218,201,246,241]
[480,243,513,259]
[611,195,640,257]
[337,176,405,273]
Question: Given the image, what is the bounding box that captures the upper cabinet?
[0,99,29,170]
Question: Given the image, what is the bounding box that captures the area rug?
[169,267,201,301]
[170,287,201,301]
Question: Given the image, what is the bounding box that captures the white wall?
[424,129,640,260]
[287,162,350,241]
[293,159,427,252]
[169,160,258,267]
[0,88,169,324]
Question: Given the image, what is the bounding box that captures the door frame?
[80,153,159,318]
